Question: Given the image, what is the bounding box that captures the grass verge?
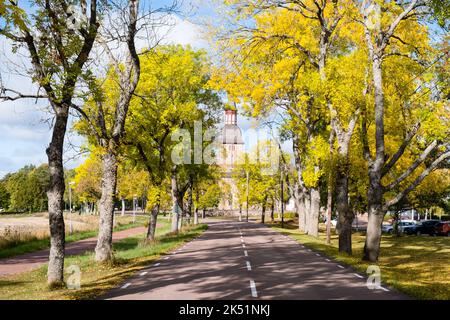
[0,222,207,300]
[268,220,450,300]
[0,216,148,259]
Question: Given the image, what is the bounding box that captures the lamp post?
[133,195,137,224]
[280,169,284,229]
[246,170,249,223]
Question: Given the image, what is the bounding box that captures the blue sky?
[0,0,287,178]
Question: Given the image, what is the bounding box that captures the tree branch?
[381,0,420,51]
[383,150,450,210]
[382,122,421,177]
[0,88,47,101]
[383,139,439,191]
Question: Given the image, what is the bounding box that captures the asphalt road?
[102,220,408,300]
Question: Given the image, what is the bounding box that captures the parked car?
[435,221,450,236]
[382,221,416,234]
[404,220,441,236]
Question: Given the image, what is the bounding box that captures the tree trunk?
[296,191,306,232]
[171,170,180,233]
[178,209,183,230]
[239,204,242,222]
[46,108,68,286]
[303,191,311,234]
[336,167,353,254]
[194,189,199,225]
[202,208,206,219]
[187,179,193,225]
[293,134,308,232]
[261,203,266,224]
[326,180,333,245]
[194,206,199,225]
[308,187,320,237]
[146,202,159,241]
[95,152,118,262]
[394,212,401,237]
[363,169,385,262]
[270,202,274,223]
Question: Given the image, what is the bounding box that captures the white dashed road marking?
[164,257,169,260]
[315,254,320,257]
[337,265,345,269]
[354,273,364,279]
[325,259,331,262]
[246,261,252,271]
[121,283,131,289]
[154,263,160,267]
[244,250,248,257]
[378,286,390,292]
[140,271,148,276]
[250,280,258,298]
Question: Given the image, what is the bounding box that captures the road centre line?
[246,261,252,271]
[250,280,258,297]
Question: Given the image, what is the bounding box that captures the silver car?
[382,221,416,234]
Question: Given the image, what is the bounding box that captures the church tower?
[219,109,244,210]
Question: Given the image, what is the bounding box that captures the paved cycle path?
[0,227,147,277]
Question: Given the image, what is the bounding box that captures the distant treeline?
[0,164,50,213]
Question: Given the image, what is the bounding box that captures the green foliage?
[3,165,50,212]
[198,184,222,210]
[73,153,102,203]
[0,180,10,210]
[233,141,282,210]
[428,0,450,29]
[0,1,100,101]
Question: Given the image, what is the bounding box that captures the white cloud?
[162,16,208,48]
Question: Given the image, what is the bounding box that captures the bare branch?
[383,139,439,191]
[381,0,421,51]
[0,88,47,101]
[382,122,421,177]
[384,150,450,210]
[69,102,102,143]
